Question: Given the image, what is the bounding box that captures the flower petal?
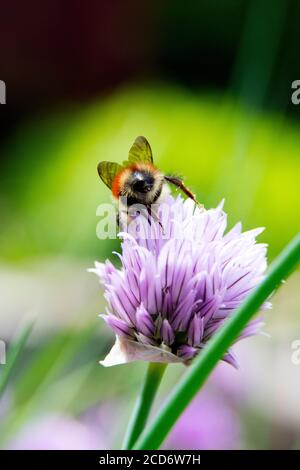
[100,337,182,367]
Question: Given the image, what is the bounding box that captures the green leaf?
[0,323,34,399]
[134,233,300,450]
[0,325,95,447]
[14,325,94,408]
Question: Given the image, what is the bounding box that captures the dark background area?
[1,0,300,146]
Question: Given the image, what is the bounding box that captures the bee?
[97,136,201,227]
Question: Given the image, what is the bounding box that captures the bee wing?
[97,161,123,189]
[123,136,153,166]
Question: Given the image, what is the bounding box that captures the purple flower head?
[91,196,269,367]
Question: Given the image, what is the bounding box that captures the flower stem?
[122,362,167,449]
[134,233,300,450]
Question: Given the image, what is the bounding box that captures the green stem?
[134,234,300,450]
[122,362,167,449]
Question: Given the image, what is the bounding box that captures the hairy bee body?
[112,163,164,205]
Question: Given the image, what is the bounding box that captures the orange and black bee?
[97,136,200,226]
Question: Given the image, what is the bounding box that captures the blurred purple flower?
[8,414,105,450]
[164,362,248,449]
[165,382,240,450]
[91,196,269,367]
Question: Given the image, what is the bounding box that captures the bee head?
[114,163,164,206]
[132,171,154,193]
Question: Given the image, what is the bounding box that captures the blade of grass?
[122,362,167,450]
[13,324,94,408]
[0,325,95,446]
[0,323,34,399]
[134,233,300,449]
[14,332,79,407]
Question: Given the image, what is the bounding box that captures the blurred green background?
[0,0,299,450]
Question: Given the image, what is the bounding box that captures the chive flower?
[91,196,269,367]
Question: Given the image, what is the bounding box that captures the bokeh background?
[0,0,300,449]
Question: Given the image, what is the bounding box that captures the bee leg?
[117,209,131,231]
[164,175,204,209]
[146,205,165,234]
